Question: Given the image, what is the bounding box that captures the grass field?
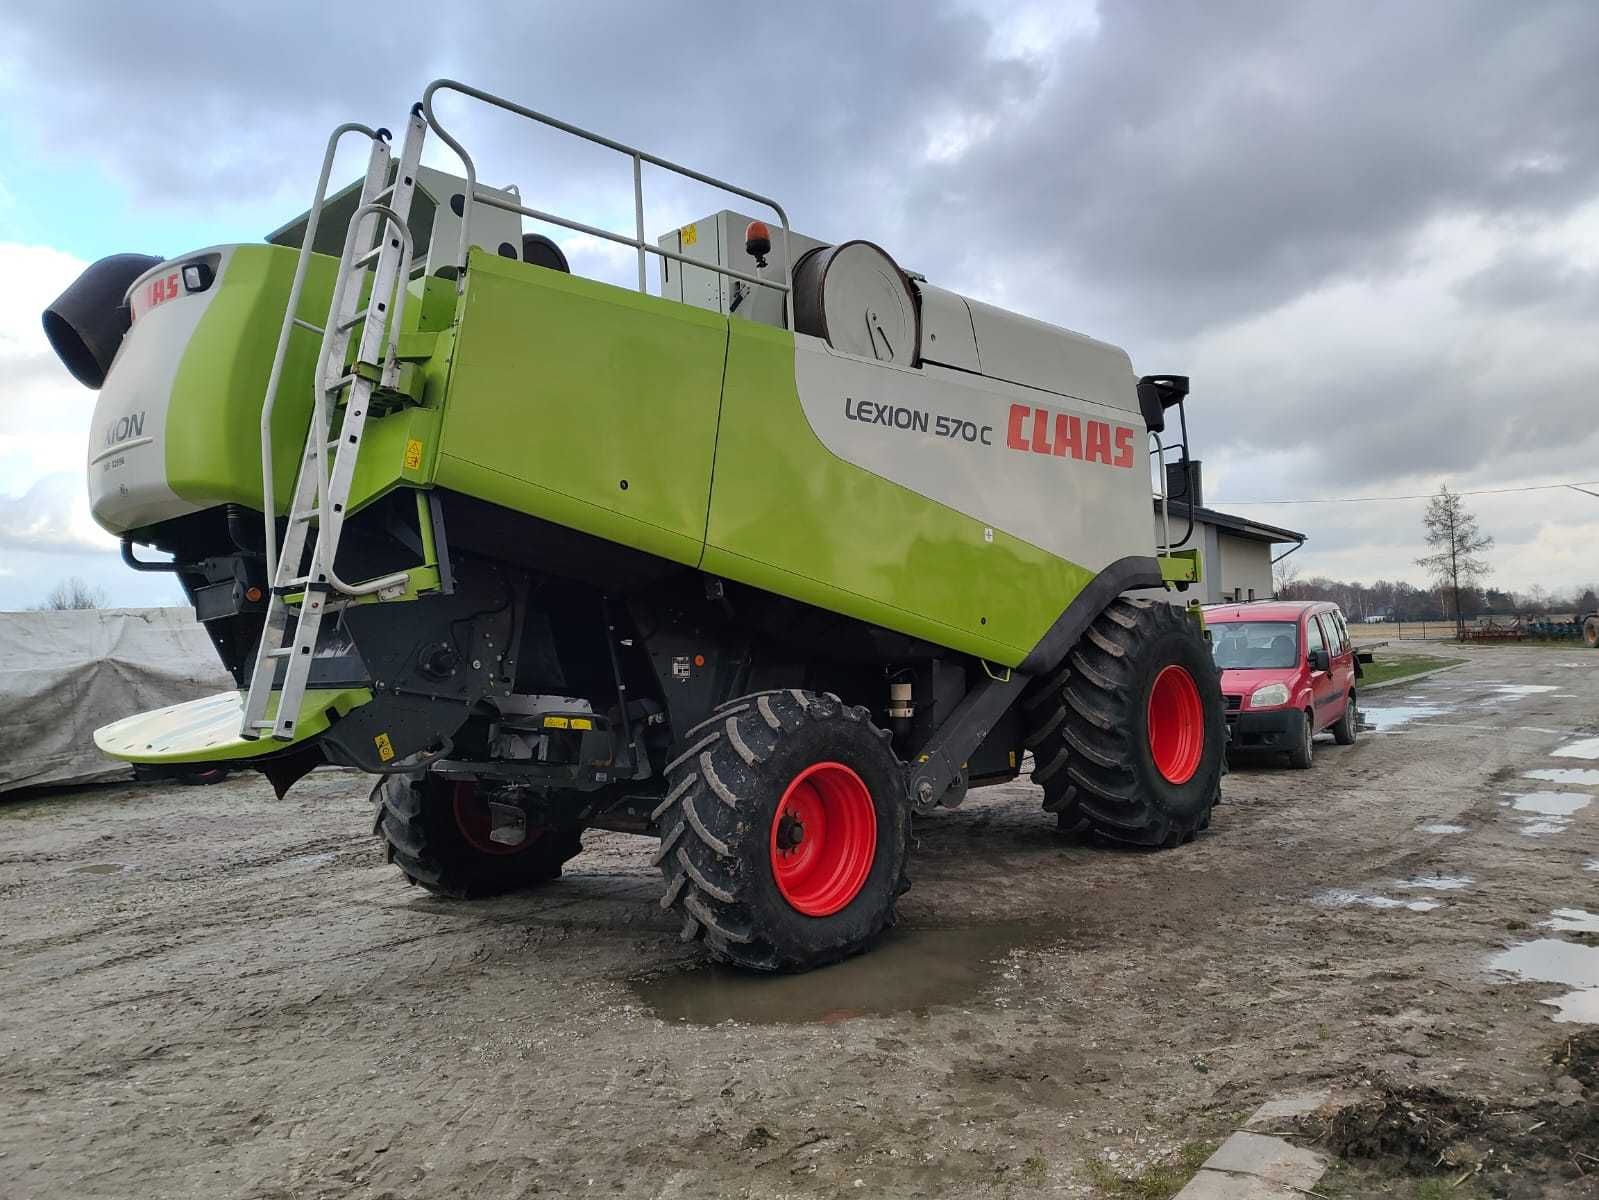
[1359,651,1466,688]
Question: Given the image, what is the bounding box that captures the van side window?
[1331,612,1350,653]
[1305,615,1327,661]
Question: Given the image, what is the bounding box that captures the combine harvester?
[45,81,1223,971]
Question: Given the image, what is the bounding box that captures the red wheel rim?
[769,762,877,917]
[452,782,537,856]
[1147,665,1204,785]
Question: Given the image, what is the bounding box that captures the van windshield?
[1211,621,1300,669]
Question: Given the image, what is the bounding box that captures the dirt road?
[3,645,1596,1198]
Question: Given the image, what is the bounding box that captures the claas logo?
[1006,403,1136,469]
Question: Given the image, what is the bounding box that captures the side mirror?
[1308,649,1326,671]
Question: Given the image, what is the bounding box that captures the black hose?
[42,253,163,388]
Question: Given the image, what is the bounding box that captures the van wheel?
[1287,710,1315,768]
[1024,598,1226,847]
[654,690,910,972]
[1332,693,1358,746]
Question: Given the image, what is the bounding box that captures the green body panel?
[702,321,1095,666]
[433,251,728,567]
[164,245,337,513]
[94,688,373,764]
[163,246,455,517]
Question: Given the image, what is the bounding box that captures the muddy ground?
[3,643,1596,1198]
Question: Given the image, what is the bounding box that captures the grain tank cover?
[792,241,919,367]
[913,281,981,373]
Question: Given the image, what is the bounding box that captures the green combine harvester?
[45,81,1224,972]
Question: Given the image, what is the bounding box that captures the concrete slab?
[1177,1169,1306,1200]
[1204,1131,1326,1185]
[1246,1089,1333,1126]
[1175,1130,1328,1199]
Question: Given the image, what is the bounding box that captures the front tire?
[1332,692,1359,745]
[1286,710,1315,769]
[1023,598,1225,847]
[654,690,909,972]
[374,773,583,899]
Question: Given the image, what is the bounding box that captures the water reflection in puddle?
[1524,767,1599,787]
[1553,737,1599,760]
[631,923,1045,1025]
[1316,888,1441,912]
[1511,792,1592,817]
[1540,909,1599,933]
[1360,705,1448,732]
[1489,938,1599,1025]
[1395,875,1471,890]
[1587,860,1599,873]
[1491,685,1559,697]
[1418,823,1468,835]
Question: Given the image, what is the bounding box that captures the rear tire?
[1332,692,1358,745]
[1023,598,1225,847]
[1286,710,1315,769]
[654,690,909,972]
[373,772,583,899]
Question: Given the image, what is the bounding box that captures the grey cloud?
[1455,248,1599,314]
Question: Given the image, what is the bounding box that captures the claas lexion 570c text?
[45,81,1224,971]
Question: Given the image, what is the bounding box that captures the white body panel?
[657,210,825,327]
[964,298,1142,417]
[87,250,237,533]
[916,282,981,372]
[793,334,1156,571]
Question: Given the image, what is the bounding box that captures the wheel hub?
[776,812,806,851]
[1147,665,1205,785]
[768,762,877,917]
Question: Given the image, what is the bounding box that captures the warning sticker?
[681,223,698,247]
[374,732,395,762]
[403,438,423,471]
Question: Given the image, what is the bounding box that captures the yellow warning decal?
[544,715,570,729]
[403,438,424,471]
[374,732,395,762]
[681,223,698,247]
[570,717,594,731]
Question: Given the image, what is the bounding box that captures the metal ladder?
[240,109,427,741]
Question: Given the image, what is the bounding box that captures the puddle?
[1418,823,1468,835]
[1519,820,1570,837]
[1489,939,1599,1025]
[1524,767,1599,787]
[1587,860,1599,873]
[1511,792,1592,817]
[72,863,125,875]
[285,852,336,869]
[1491,685,1558,697]
[1395,875,1471,890]
[1360,704,1449,732]
[1541,909,1599,933]
[1316,889,1441,913]
[631,923,1044,1025]
[1553,737,1599,760]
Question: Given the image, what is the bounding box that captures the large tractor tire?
[373,772,583,899]
[1023,598,1225,846]
[654,689,909,972]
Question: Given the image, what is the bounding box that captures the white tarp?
[0,607,234,792]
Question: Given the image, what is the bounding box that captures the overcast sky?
[3,0,1599,610]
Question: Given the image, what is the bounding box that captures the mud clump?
[1299,1036,1599,1186]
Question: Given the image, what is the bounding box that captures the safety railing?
[418,78,796,329]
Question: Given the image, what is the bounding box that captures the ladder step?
[353,245,383,268]
[266,647,296,658]
[292,317,324,335]
[338,308,371,332]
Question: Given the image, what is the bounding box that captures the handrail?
[1150,433,1171,555]
[418,79,795,329]
[258,122,388,585]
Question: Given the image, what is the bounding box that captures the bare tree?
[1272,555,1303,599]
[34,577,105,611]
[1415,486,1494,639]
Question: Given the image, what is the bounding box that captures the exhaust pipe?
[42,253,163,389]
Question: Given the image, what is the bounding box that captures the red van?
[1205,601,1359,768]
